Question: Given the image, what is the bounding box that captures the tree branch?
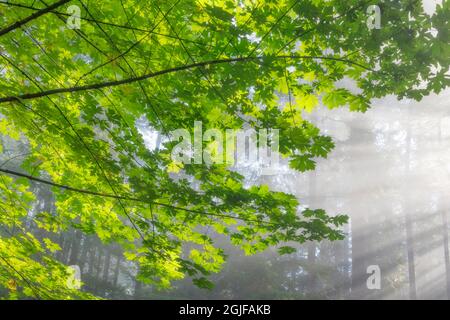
[0,0,71,37]
[0,55,374,103]
[0,167,276,226]
[0,1,209,47]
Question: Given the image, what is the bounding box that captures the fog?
[3,62,448,301]
[8,81,448,301]
[125,88,447,300]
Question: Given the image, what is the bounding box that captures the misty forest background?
[0,0,449,300]
[5,91,449,300]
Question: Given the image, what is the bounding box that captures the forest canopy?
[0,0,448,299]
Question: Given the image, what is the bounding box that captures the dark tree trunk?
[102,250,111,283]
[68,230,81,265]
[133,262,144,299]
[56,233,66,261]
[88,247,96,275]
[62,235,72,264]
[95,248,103,280]
[134,274,142,299]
